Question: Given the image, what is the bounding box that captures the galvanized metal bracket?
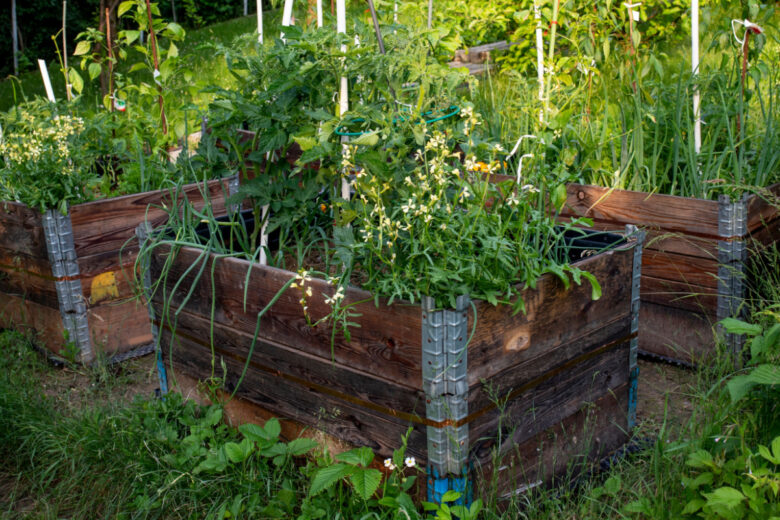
[136,222,168,395]
[42,209,92,362]
[717,195,748,363]
[422,295,470,483]
[227,174,241,216]
[625,225,644,430]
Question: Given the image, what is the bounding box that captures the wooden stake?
[106,8,114,110]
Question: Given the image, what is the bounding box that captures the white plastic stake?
[337,0,349,201]
[38,60,56,102]
[394,1,398,22]
[259,204,269,265]
[692,0,701,155]
[281,0,294,41]
[427,0,433,28]
[257,0,263,43]
[316,0,323,27]
[534,2,544,123]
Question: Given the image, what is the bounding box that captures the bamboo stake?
[144,0,167,134]
[12,0,18,76]
[534,1,544,123]
[63,1,71,100]
[106,8,114,110]
[427,0,433,28]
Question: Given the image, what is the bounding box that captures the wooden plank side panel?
[473,384,629,499]
[87,300,153,355]
[641,275,718,314]
[642,249,720,289]
[468,247,633,383]
[468,314,632,412]
[0,201,48,258]
[0,247,53,277]
[638,301,716,363]
[0,293,66,353]
[0,261,59,309]
[151,245,424,389]
[562,183,720,237]
[166,334,429,461]
[70,178,233,258]
[470,342,629,466]
[156,307,426,414]
[746,182,780,233]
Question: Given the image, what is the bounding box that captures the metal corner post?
[135,222,168,395]
[42,208,93,362]
[716,195,748,364]
[625,225,643,430]
[422,294,471,505]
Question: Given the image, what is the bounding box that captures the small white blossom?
[404,457,416,468]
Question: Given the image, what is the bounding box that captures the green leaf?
[293,135,318,151]
[441,490,461,503]
[224,442,247,463]
[747,364,780,385]
[88,62,101,80]
[687,450,715,469]
[239,419,280,443]
[336,447,374,467]
[122,30,140,45]
[703,486,745,509]
[752,324,780,360]
[719,318,762,336]
[286,438,317,456]
[682,499,705,514]
[168,42,179,59]
[166,22,185,38]
[603,475,621,495]
[581,271,602,300]
[309,463,354,496]
[73,40,92,56]
[351,131,380,147]
[68,68,84,95]
[727,374,756,403]
[117,1,135,17]
[348,468,382,501]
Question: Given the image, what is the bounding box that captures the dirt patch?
[636,359,698,436]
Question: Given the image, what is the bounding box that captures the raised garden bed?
[0,177,237,363]
[144,225,642,499]
[560,183,780,366]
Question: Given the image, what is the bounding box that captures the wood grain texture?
[70,178,232,258]
[638,301,716,363]
[0,259,59,308]
[640,275,718,313]
[562,183,721,237]
[0,202,48,258]
[165,334,429,461]
[151,245,424,389]
[642,249,720,289]
[467,246,633,384]
[746,183,780,233]
[468,315,632,412]
[473,384,629,499]
[156,306,426,415]
[0,293,66,353]
[470,342,629,466]
[87,300,153,354]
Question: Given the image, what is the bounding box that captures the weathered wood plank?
[158,307,426,414]
[640,275,718,313]
[87,300,153,355]
[746,183,780,233]
[638,301,715,364]
[642,249,720,289]
[70,178,232,258]
[0,293,67,353]
[562,183,721,237]
[151,245,424,389]
[0,201,48,258]
[644,230,718,260]
[0,260,59,309]
[467,247,633,383]
[166,335,429,461]
[470,342,629,466]
[473,384,629,498]
[0,247,54,277]
[468,314,632,412]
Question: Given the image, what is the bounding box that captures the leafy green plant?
[720,317,780,404]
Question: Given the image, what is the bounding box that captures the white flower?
[383,458,397,471]
[404,457,416,468]
[521,184,540,194]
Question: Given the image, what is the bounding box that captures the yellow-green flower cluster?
[0,111,84,175]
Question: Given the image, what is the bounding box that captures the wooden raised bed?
[560,183,780,365]
[144,226,642,499]
[0,177,237,363]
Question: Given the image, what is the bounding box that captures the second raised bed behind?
[561,183,780,366]
[144,225,642,500]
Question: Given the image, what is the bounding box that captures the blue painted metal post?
[422,295,471,506]
[625,224,644,429]
[135,222,168,395]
